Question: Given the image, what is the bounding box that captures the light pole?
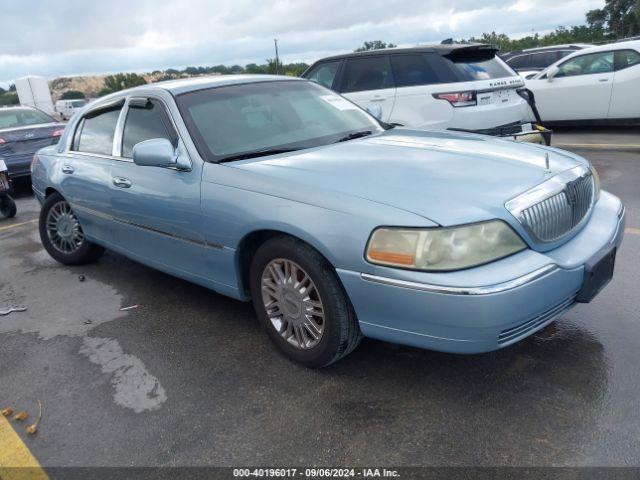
[274,38,280,75]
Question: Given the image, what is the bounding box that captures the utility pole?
[274,38,280,75]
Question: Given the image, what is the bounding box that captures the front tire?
[250,236,362,367]
[39,192,104,265]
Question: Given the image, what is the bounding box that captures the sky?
[0,0,604,86]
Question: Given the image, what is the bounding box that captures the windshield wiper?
[334,130,373,143]
[217,148,300,163]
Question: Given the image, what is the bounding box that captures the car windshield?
[0,108,54,129]
[176,80,384,162]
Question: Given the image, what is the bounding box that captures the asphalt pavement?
[0,129,639,474]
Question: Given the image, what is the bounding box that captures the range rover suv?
[302,43,546,143]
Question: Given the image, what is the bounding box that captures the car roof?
[153,74,302,95]
[506,44,591,56]
[306,43,498,64]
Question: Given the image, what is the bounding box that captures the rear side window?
[506,55,530,70]
[121,99,178,158]
[390,54,444,87]
[615,49,640,70]
[305,61,341,89]
[339,56,394,93]
[73,106,122,155]
[528,51,560,69]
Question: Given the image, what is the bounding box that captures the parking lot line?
[0,415,49,480]
[0,219,37,233]
[626,227,640,235]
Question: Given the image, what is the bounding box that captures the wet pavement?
[0,138,639,469]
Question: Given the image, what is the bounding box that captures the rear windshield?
[0,108,54,129]
[433,51,515,82]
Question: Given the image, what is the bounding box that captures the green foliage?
[0,92,19,106]
[8,84,16,92]
[461,24,608,53]
[100,73,147,96]
[586,0,640,38]
[354,40,397,52]
[60,90,86,100]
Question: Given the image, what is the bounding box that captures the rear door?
[609,49,640,119]
[61,100,124,243]
[527,51,614,121]
[336,55,396,122]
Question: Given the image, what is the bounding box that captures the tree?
[100,73,147,96]
[0,87,5,95]
[354,40,397,52]
[587,0,640,39]
[61,90,86,100]
[9,84,16,92]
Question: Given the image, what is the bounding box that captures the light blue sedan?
[31,75,625,367]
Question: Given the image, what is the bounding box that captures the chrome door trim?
[71,203,224,250]
[360,264,558,296]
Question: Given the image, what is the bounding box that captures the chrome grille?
[521,174,594,242]
[506,166,595,244]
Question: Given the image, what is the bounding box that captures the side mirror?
[547,66,559,81]
[366,104,382,120]
[132,138,190,170]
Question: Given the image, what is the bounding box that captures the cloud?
[0,0,603,85]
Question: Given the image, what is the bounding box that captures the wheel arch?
[235,227,338,298]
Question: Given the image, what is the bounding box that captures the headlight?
[590,164,601,203]
[365,220,526,271]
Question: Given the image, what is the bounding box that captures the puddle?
[0,228,168,413]
[80,336,167,413]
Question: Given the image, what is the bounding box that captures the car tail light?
[31,154,39,174]
[52,129,64,138]
[433,91,477,107]
[0,138,5,145]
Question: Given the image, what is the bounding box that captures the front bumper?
[338,192,625,354]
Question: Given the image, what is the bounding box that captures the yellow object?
[0,414,49,480]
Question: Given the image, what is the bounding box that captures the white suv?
[302,44,546,143]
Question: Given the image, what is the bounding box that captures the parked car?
[55,99,88,120]
[302,44,548,143]
[501,44,591,79]
[0,106,65,178]
[32,75,625,367]
[525,40,640,123]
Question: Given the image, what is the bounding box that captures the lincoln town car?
[31,75,625,367]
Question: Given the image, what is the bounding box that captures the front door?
[337,54,396,122]
[529,51,614,121]
[108,97,206,279]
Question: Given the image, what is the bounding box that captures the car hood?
[230,129,586,226]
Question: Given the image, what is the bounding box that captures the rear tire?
[0,195,17,218]
[250,236,362,367]
[39,192,104,265]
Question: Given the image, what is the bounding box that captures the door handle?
[370,98,386,102]
[598,78,609,82]
[112,177,132,188]
[61,165,74,174]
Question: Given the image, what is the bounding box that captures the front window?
[339,56,394,93]
[176,80,384,162]
[121,99,178,158]
[556,51,614,77]
[0,108,54,129]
